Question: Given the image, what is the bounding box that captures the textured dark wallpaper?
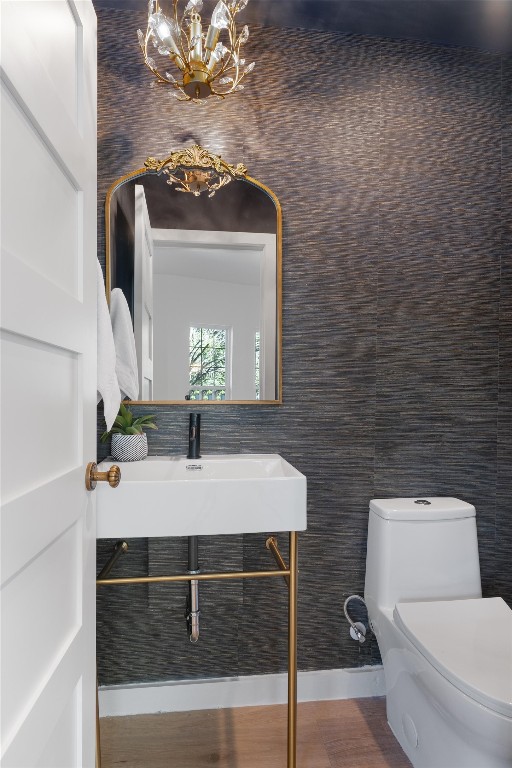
[96,9,512,686]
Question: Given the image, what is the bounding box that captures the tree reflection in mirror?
[188,327,228,401]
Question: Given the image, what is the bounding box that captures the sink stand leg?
[96,672,101,768]
[287,531,298,768]
[96,534,299,768]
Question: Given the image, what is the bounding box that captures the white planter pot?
[111,433,148,462]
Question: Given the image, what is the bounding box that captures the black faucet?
[187,413,201,459]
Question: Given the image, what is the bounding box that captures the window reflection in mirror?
[106,166,282,404]
[188,326,228,401]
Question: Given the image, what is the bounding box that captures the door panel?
[1,330,80,501]
[134,185,154,400]
[2,523,82,742]
[36,681,81,768]
[6,0,80,124]
[1,84,81,296]
[0,2,97,766]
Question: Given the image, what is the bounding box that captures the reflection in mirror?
[106,149,282,404]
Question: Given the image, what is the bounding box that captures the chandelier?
[144,145,248,196]
[138,0,255,102]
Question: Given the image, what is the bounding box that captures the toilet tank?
[364,497,482,611]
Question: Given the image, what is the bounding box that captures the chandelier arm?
[214,84,234,95]
[227,16,238,59]
[151,63,179,85]
[234,56,244,86]
[231,35,242,87]
[209,81,230,96]
[215,46,239,89]
[210,53,231,80]
[177,0,187,29]
[235,66,249,82]
[221,59,239,92]
[205,22,233,80]
[211,78,236,95]
[174,0,193,74]
[143,22,154,61]
[142,32,149,61]
[142,33,164,82]
[147,61,184,87]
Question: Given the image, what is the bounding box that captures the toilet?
[364,497,512,768]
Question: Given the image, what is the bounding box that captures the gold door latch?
[85,462,121,491]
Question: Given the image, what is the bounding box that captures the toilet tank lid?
[369,497,476,520]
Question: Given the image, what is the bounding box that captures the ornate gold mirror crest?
[106,145,282,405]
[144,144,248,196]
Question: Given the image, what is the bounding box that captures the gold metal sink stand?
[96,531,298,768]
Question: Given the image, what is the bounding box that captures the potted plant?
[101,403,157,461]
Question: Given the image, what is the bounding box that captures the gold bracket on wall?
[97,540,129,581]
[265,536,290,587]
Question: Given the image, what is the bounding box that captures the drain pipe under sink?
[186,535,200,643]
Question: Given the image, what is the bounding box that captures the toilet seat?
[394,597,512,717]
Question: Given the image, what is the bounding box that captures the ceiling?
[92,0,512,52]
[153,242,262,285]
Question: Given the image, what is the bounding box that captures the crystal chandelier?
[138,0,255,102]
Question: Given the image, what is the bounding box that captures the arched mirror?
[106,146,282,404]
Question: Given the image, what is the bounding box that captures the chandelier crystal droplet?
[138,0,255,102]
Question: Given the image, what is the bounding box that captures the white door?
[134,185,154,400]
[1,2,97,766]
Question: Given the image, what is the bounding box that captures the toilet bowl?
[364,497,512,768]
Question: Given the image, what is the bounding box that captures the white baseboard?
[99,666,385,718]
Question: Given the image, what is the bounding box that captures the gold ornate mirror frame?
[105,146,282,405]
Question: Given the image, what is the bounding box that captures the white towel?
[96,259,121,430]
[110,288,139,401]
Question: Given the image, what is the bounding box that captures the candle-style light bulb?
[205,0,230,64]
[149,11,182,62]
[189,11,203,63]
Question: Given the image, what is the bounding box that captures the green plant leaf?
[130,422,157,431]
[132,416,156,429]
[102,404,155,439]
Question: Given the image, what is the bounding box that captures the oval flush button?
[402,713,419,749]
[414,499,431,505]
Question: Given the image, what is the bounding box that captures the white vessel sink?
[96,454,307,538]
